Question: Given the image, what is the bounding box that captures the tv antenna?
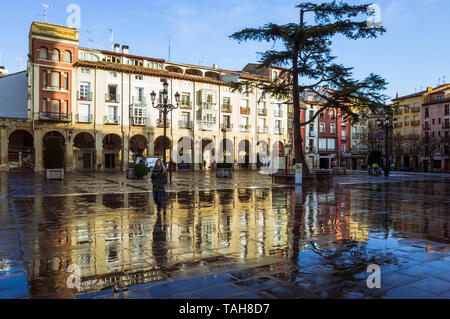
[199,51,206,66]
[86,30,93,48]
[42,4,52,23]
[443,75,446,84]
[167,35,171,62]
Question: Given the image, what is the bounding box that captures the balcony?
[257,126,268,134]
[76,114,93,123]
[240,124,250,132]
[180,101,192,109]
[274,128,284,135]
[104,116,120,125]
[156,118,170,128]
[240,107,250,115]
[443,122,450,129]
[78,91,92,101]
[412,120,420,126]
[38,112,72,122]
[179,120,193,129]
[352,133,360,139]
[274,110,283,117]
[221,123,233,132]
[412,106,420,112]
[257,108,267,116]
[423,123,431,130]
[131,116,148,126]
[201,121,216,131]
[132,97,147,106]
[105,94,120,103]
[221,104,232,113]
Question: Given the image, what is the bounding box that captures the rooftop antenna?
[107,29,114,50]
[438,77,441,86]
[199,50,206,66]
[86,30,93,48]
[42,4,52,23]
[443,75,446,84]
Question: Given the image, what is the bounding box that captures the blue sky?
[0,0,448,98]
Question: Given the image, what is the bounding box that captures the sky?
[0,0,449,99]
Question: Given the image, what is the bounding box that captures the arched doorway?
[201,138,215,169]
[154,136,172,161]
[218,138,234,164]
[8,130,34,170]
[238,139,251,169]
[73,133,95,170]
[43,131,65,169]
[176,136,193,169]
[103,134,122,169]
[129,135,148,161]
[257,140,269,168]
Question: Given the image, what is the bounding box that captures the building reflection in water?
[17,181,448,298]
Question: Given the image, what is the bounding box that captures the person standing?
[151,159,168,211]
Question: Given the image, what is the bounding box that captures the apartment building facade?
[0,22,291,172]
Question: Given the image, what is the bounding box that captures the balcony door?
[79,104,90,123]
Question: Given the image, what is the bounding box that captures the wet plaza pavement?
[0,171,449,299]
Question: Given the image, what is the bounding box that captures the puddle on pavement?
[0,181,448,298]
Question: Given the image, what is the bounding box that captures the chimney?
[213,64,218,69]
[114,43,120,53]
[122,45,129,55]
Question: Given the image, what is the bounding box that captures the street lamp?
[150,82,180,165]
[376,117,397,176]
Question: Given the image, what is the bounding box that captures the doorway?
[105,154,116,169]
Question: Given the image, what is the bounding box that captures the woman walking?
[151,159,168,211]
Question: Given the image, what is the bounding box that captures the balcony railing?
[240,107,250,115]
[201,121,216,131]
[257,126,268,134]
[78,91,92,101]
[412,120,420,126]
[221,123,233,132]
[156,118,170,128]
[76,114,93,123]
[423,123,431,130]
[38,112,72,122]
[341,136,347,142]
[179,120,193,129]
[180,101,192,109]
[274,128,284,135]
[240,124,250,132]
[131,116,148,126]
[104,116,120,125]
[274,110,283,117]
[221,104,232,113]
[132,97,147,105]
[257,108,267,116]
[105,94,120,103]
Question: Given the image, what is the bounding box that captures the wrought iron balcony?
[257,126,268,134]
[257,108,267,116]
[131,116,148,126]
[180,101,192,109]
[221,123,233,132]
[156,118,170,128]
[221,104,232,113]
[179,120,193,129]
[38,112,72,122]
[240,124,250,132]
[104,115,120,125]
[78,91,92,101]
[76,113,93,123]
[105,94,120,103]
[240,107,251,115]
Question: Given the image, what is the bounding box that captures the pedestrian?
[151,159,168,211]
[168,159,176,184]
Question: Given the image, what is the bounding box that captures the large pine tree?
[231,1,390,175]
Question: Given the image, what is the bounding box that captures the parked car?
[135,157,164,172]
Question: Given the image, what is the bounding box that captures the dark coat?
[151,166,167,192]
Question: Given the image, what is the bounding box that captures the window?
[50,72,60,88]
[109,72,118,78]
[135,75,143,80]
[107,105,118,123]
[240,99,249,108]
[445,104,449,115]
[63,51,72,63]
[330,124,336,134]
[42,71,47,87]
[182,93,191,106]
[52,49,60,62]
[328,138,336,150]
[342,144,346,153]
[320,123,325,133]
[64,73,69,90]
[135,88,144,103]
[50,100,60,113]
[330,109,336,119]
[275,120,282,133]
[182,112,191,128]
[81,68,91,74]
[39,47,48,60]
[309,110,314,120]
[342,130,346,140]
[79,82,91,100]
[132,106,147,125]
[309,123,314,132]
[223,115,231,128]
[78,104,90,122]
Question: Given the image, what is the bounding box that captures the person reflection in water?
[151,159,168,211]
[152,207,168,270]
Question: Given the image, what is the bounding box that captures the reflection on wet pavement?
[0,173,449,299]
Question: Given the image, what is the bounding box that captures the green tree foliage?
[133,162,149,179]
[230,1,391,174]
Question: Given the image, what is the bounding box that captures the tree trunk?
[291,9,310,176]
